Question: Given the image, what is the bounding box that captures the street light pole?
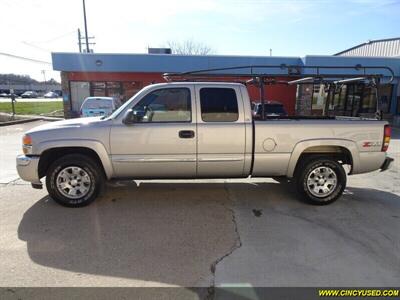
[82,0,90,53]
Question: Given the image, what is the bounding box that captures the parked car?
[253,101,288,118]
[44,91,59,98]
[0,93,10,98]
[21,91,38,98]
[80,97,117,118]
[17,82,393,207]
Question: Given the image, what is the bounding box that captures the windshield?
[82,99,113,109]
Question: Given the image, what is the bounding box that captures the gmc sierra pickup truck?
[17,82,393,207]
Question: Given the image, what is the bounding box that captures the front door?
[110,86,197,178]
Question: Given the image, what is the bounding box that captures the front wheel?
[295,156,346,205]
[46,154,104,207]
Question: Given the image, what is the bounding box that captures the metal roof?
[51,53,400,81]
[335,37,400,57]
[51,52,302,75]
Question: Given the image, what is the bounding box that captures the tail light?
[382,125,391,152]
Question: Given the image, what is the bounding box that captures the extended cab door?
[110,86,197,178]
[195,85,247,177]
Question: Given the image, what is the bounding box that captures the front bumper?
[380,156,394,172]
[16,155,41,184]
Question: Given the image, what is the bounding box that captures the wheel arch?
[37,140,113,179]
[287,139,359,178]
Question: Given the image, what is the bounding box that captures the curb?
[0,114,64,127]
[0,118,42,127]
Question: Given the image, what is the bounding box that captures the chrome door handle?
[179,130,195,138]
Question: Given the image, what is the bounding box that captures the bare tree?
[165,39,214,55]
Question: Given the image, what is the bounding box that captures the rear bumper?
[380,156,394,172]
[16,155,41,184]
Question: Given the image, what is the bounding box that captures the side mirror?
[122,109,146,124]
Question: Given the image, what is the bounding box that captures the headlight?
[22,134,32,155]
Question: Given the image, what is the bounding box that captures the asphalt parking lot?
[0,121,399,297]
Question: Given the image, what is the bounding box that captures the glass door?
[344,84,363,116]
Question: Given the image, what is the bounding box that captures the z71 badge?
[362,141,382,147]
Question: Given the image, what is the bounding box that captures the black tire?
[295,156,346,205]
[45,154,104,207]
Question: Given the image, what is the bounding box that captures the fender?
[36,139,114,179]
[286,139,360,178]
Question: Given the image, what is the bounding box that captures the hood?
[26,117,103,134]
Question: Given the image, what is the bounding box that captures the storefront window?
[70,81,90,113]
[337,85,347,112]
[88,81,142,104]
[122,81,142,103]
[302,82,394,117]
[397,96,400,114]
[91,82,106,97]
[360,86,376,113]
[325,85,347,116]
[106,82,122,97]
[360,84,392,114]
[344,84,363,116]
[311,84,327,115]
[379,84,392,113]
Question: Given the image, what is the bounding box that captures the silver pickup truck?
[17,82,393,207]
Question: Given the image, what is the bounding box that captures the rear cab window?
[200,88,239,122]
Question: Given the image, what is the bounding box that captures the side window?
[200,88,239,122]
[133,88,191,122]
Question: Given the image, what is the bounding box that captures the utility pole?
[10,86,16,117]
[41,70,46,83]
[82,0,90,53]
[78,28,82,52]
[77,28,95,53]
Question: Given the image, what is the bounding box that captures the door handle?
[179,130,195,139]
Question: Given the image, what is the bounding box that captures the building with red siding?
[52,52,399,124]
[52,52,301,118]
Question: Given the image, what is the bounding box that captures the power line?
[21,41,51,53]
[0,52,52,65]
[29,30,76,44]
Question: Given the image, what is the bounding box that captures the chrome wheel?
[56,166,91,199]
[306,166,337,198]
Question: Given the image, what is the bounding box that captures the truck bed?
[251,119,387,177]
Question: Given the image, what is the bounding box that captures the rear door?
[195,85,246,177]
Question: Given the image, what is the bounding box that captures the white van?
[80,97,116,118]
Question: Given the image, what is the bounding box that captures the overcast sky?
[1,0,399,81]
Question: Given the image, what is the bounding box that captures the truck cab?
[110,83,252,179]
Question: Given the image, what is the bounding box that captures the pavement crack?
[1,178,21,187]
[205,182,242,300]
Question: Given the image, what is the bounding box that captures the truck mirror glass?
[123,109,146,124]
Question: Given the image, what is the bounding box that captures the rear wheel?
[46,154,104,207]
[295,156,346,205]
